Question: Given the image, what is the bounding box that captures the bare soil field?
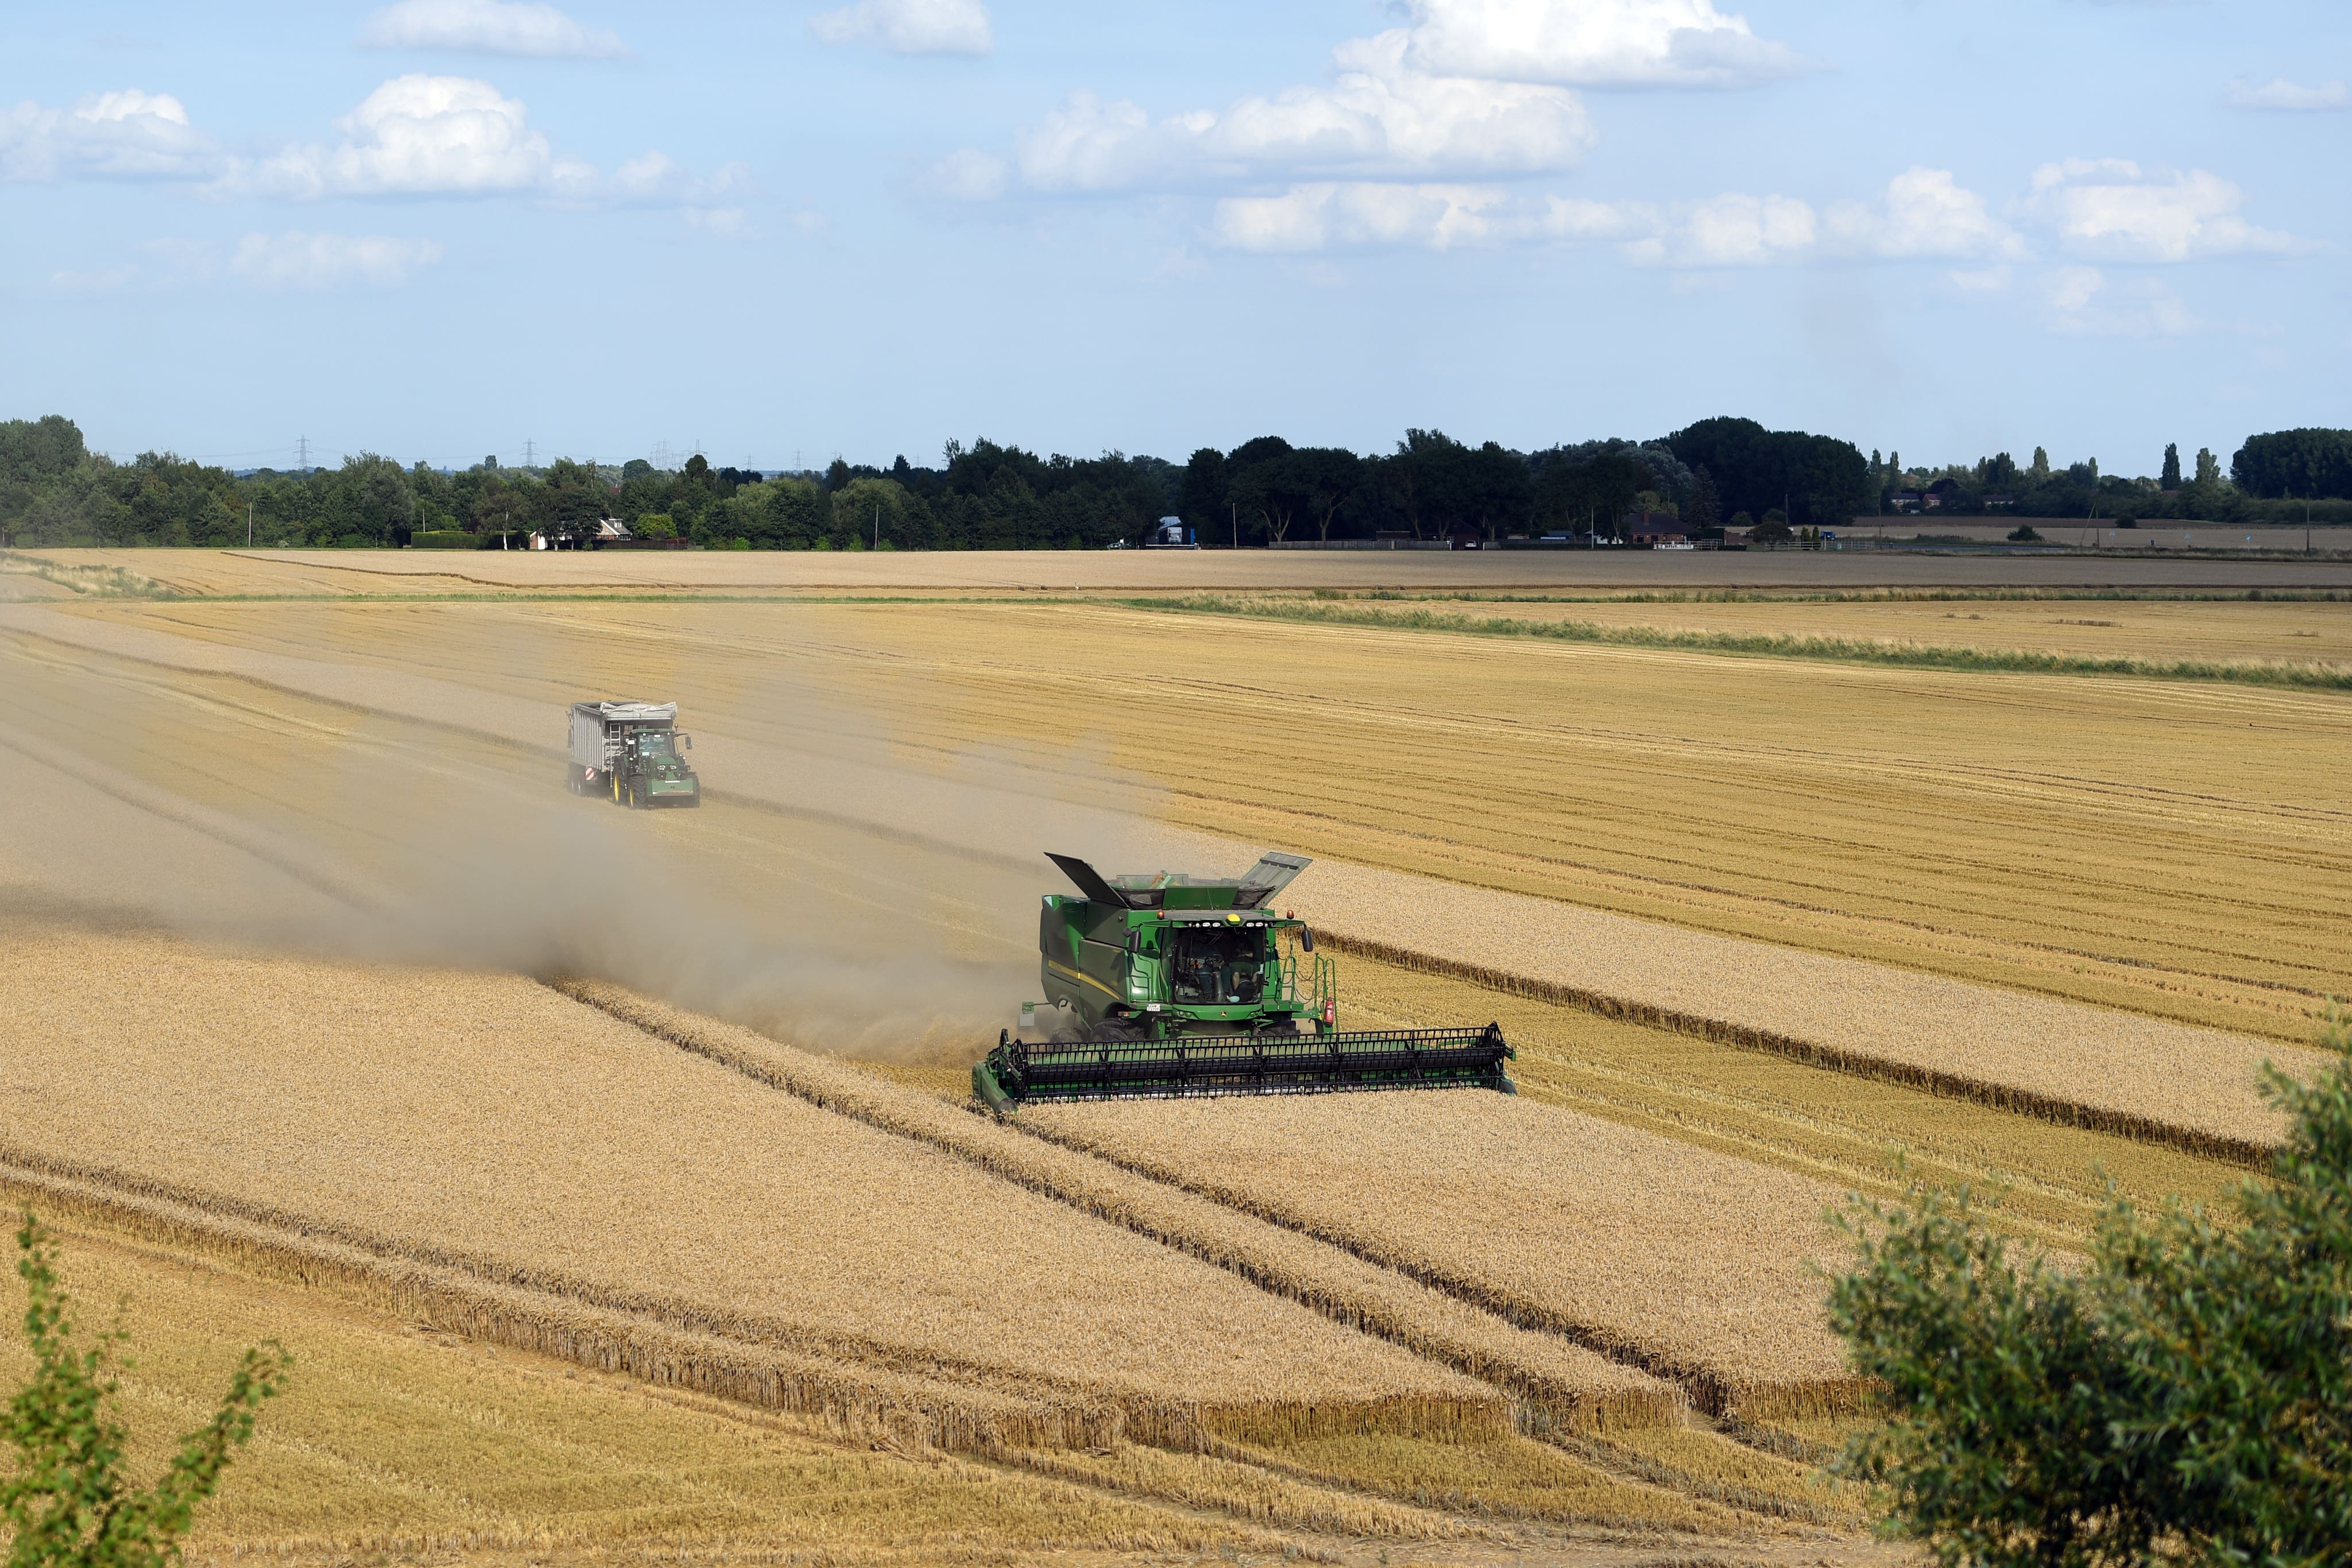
[20,543,2352,595]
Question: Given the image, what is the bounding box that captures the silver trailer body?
[569,700,678,772]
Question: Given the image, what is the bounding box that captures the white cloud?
[997,34,1595,196]
[1213,183,1507,251]
[2223,75,2348,111]
[1824,167,2028,260]
[2041,265,2194,336]
[237,75,577,198]
[808,0,992,57]
[610,150,755,207]
[219,76,736,208]
[927,146,1008,200]
[1207,165,2027,262]
[0,88,219,181]
[229,232,446,288]
[359,0,627,59]
[1625,192,1813,264]
[2028,159,2297,260]
[1396,0,1810,88]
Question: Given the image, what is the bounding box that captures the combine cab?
[973,852,1512,1110]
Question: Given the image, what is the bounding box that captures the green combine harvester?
[973,852,1512,1110]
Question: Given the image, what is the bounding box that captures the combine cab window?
[1168,924,1270,1005]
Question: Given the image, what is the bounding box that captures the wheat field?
[0,1221,1285,1564]
[0,924,1495,1450]
[1020,1091,1867,1422]
[1330,952,2246,1248]
[5,552,2330,1562]
[40,591,2343,1046]
[1319,591,2352,668]
[29,543,2351,597]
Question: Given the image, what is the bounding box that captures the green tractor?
[973,853,1512,1110]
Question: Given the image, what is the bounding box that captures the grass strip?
[1127,594,2352,691]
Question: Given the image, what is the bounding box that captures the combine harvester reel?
[974,851,1512,1110]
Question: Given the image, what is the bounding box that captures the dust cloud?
[0,625,1220,1066]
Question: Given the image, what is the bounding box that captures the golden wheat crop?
[53,590,2345,1046]
[1,1221,1278,1561]
[1337,953,2245,1246]
[1214,1431,1743,1532]
[563,979,1682,1437]
[1018,1091,1867,1422]
[1295,868,2326,1162]
[0,925,1493,1451]
[17,597,2324,1156]
[1356,593,2352,669]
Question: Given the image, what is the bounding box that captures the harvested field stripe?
[0,1162,1097,1457]
[1290,860,2326,1160]
[555,978,1684,1437]
[1131,595,2352,692]
[1315,929,2278,1168]
[2,928,1489,1451]
[1016,1093,1873,1423]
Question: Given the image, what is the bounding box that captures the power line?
[524,438,536,469]
[296,435,311,473]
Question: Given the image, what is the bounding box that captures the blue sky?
[3,0,2346,475]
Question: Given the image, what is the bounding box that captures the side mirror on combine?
[1299,928,1314,953]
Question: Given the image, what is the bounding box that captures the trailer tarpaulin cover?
[578,702,677,723]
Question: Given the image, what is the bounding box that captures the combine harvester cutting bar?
[982,1023,1514,1106]
[974,851,1513,1111]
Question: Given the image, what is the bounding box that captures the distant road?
[22,546,2352,596]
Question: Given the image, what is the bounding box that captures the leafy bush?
[2006,525,2042,543]
[634,514,676,541]
[5,1212,291,1568]
[408,529,475,550]
[1829,1008,2352,1566]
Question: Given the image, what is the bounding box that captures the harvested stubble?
[1339,953,2245,1249]
[0,924,1491,1453]
[1,1222,1268,1562]
[1214,1433,1744,1534]
[1018,1093,1870,1422]
[562,978,1682,1437]
[1310,593,2352,672]
[1292,864,2330,1164]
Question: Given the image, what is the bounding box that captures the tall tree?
[2161,442,2182,489]
[1684,467,1720,533]
[2233,428,2352,500]
[1176,444,1232,536]
[1294,447,1363,542]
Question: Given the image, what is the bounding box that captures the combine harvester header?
[975,851,1512,1110]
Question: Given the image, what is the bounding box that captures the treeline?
[1873,430,2352,526]
[4,412,2345,551]
[0,414,1872,551]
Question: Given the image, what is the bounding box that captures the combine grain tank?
[568,700,701,808]
[973,852,1511,1109]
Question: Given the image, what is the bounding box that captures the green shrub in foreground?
[1829,1009,2352,1566]
[4,1213,290,1568]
